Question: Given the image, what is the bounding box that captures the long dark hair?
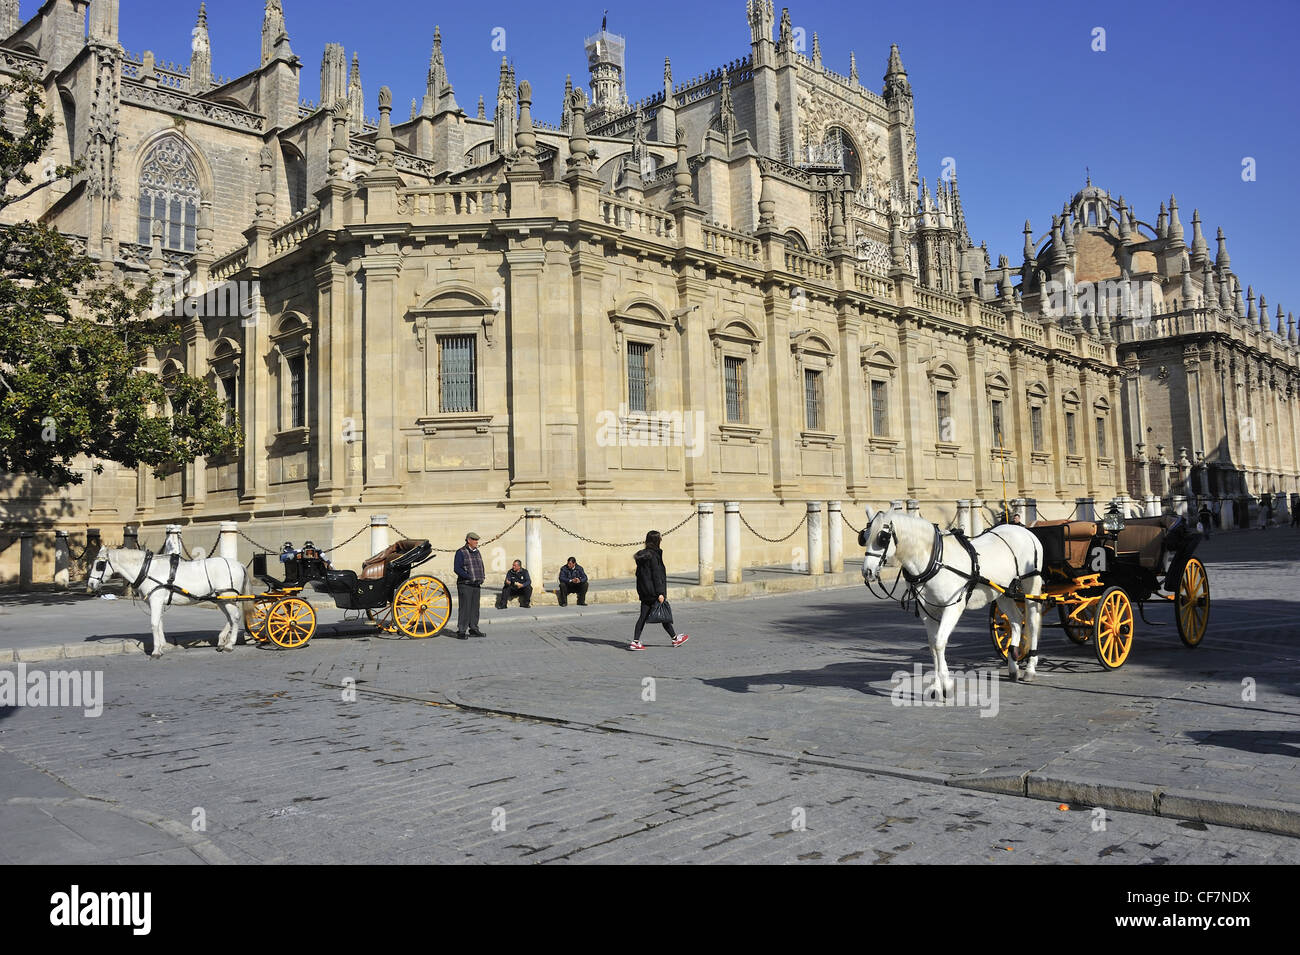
[644,530,662,551]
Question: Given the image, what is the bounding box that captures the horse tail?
[243,600,259,630]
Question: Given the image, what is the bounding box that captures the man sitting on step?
[495,560,532,609]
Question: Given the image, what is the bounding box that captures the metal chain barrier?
[542,510,695,548]
[236,529,278,554]
[738,509,806,543]
[841,511,862,535]
[388,513,527,552]
[319,523,368,554]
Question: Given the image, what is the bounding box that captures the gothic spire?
[494,56,516,157]
[189,3,211,95]
[477,94,485,120]
[664,57,673,98]
[320,43,346,113]
[1167,195,1183,243]
[1156,201,1168,239]
[849,50,858,84]
[347,51,364,133]
[884,43,910,104]
[1023,219,1036,265]
[1215,227,1230,272]
[261,0,291,66]
[950,175,970,246]
[811,32,821,68]
[423,26,448,116]
[1189,208,1208,268]
[561,75,573,131]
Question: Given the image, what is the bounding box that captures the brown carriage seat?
[1031,519,1099,565]
[1116,516,1175,570]
[361,539,423,580]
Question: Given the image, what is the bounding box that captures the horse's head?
[86,546,112,593]
[860,509,896,581]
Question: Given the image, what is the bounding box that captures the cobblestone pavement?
[1,529,1297,863]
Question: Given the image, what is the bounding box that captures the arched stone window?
[137,137,201,252]
[282,144,307,217]
[823,126,861,189]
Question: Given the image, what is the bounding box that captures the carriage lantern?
[1102,503,1126,534]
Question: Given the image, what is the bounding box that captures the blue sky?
[116,0,1300,313]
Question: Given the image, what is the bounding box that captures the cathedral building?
[1,0,1296,583]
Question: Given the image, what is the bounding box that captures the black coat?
[634,547,667,603]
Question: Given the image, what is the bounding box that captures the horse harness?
[109,551,239,606]
[129,552,183,605]
[877,522,1038,621]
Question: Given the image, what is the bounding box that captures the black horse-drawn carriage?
[991,509,1209,669]
[248,540,451,648]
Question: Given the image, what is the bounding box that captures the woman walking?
[630,530,689,651]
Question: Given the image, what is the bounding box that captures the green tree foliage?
[0,70,240,488]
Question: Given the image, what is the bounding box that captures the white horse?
[87,547,254,658]
[860,508,1045,697]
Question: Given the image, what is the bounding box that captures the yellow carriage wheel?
[989,602,1031,662]
[1093,586,1134,670]
[392,575,451,638]
[266,597,316,649]
[1058,602,1092,645]
[246,597,275,643]
[1175,557,1209,648]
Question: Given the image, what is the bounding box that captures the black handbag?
[646,599,673,624]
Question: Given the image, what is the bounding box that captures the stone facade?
[1,0,1297,583]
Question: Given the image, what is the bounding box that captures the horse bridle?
[860,519,895,578]
[89,551,161,593]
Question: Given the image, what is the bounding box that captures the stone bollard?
[524,508,542,589]
[1220,498,1234,528]
[123,525,139,551]
[1012,498,1028,524]
[890,499,905,513]
[369,514,390,556]
[1026,498,1039,524]
[1076,497,1095,522]
[218,521,238,560]
[697,502,715,586]
[162,524,184,555]
[956,500,972,536]
[85,528,102,563]
[724,502,741,584]
[1171,494,1188,518]
[805,502,823,576]
[970,499,984,534]
[906,499,920,520]
[1144,494,1161,518]
[19,531,34,591]
[827,501,843,573]
[54,531,71,587]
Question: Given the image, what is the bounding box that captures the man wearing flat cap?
[453,532,486,638]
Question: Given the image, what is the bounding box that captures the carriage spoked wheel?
[1175,557,1210,648]
[246,597,275,643]
[391,575,451,638]
[1093,586,1134,670]
[1058,603,1092,645]
[266,597,317,649]
[989,601,1031,663]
